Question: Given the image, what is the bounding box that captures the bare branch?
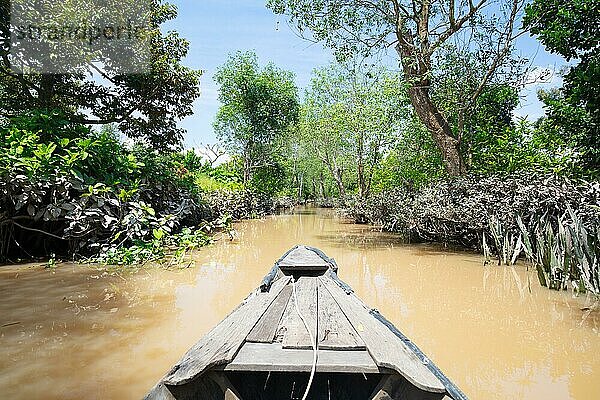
[198,143,227,167]
[468,0,523,105]
[429,0,489,54]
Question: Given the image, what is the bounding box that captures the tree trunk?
[297,173,303,199]
[39,74,56,108]
[334,167,345,197]
[357,131,367,198]
[243,151,251,184]
[408,86,464,175]
[326,162,345,198]
[396,44,465,175]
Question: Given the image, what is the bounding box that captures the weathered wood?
[146,376,225,400]
[369,310,467,400]
[281,277,318,349]
[246,285,292,343]
[162,276,291,386]
[317,279,365,350]
[319,275,446,394]
[278,245,330,271]
[143,383,177,400]
[368,375,448,400]
[225,342,380,373]
[208,373,243,400]
[145,246,468,400]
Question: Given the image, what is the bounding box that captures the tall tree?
[524,0,599,172]
[268,0,526,175]
[213,51,299,185]
[301,63,409,198]
[0,0,201,148]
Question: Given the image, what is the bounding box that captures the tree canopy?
[300,63,409,197]
[213,51,299,186]
[0,0,202,149]
[524,0,599,172]
[267,0,527,175]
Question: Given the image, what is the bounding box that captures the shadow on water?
[290,208,319,215]
[315,227,481,256]
[315,230,408,250]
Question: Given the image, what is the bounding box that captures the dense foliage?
[0,0,598,295]
[0,113,280,264]
[0,0,201,148]
[298,63,410,198]
[347,173,600,293]
[524,0,600,173]
[214,51,299,189]
[268,0,527,175]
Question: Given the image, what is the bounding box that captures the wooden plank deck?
[278,245,331,271]
[163,276,291,385]
[317,278,365,350]
[246,285,292,343]
[225,342,380,373]
[319,275,447,394]
[281,277,318,349]
[146,244,464,399]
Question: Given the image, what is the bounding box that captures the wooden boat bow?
[145,245,468,400]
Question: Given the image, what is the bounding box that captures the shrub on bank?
[204,189,276,220]
[348,173,600,293]
[0,117,289,264]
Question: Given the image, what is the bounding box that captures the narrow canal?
[1,208,598,399]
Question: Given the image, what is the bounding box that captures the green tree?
[213,51,299,186]
[372,116,444,190]
[300,63,409,198]
[524,0,599,172]
[0,0,201,148]
[268,0,526,175]
[430,44,524,158]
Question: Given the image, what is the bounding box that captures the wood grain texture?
[368,375,448,400]
[226,342,379,373]
[162,276,291,386]
[317,278,365,350]
[278,246,330,269]
[143,383,177,400]
[319,275,446,394]
[246,285,292,343]
[281,277,318,349]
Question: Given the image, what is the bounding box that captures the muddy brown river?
[1,208,598,399]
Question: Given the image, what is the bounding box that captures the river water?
[1,208,598,399]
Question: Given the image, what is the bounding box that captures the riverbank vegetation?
[0,113,279,264]
[263,0,599,295]
[1,1,599,295]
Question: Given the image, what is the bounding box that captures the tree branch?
[429,0,489,54]
[468,0,523,106]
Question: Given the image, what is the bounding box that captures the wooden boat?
[145,245,468,400]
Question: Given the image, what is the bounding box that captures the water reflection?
[0,207,598,399]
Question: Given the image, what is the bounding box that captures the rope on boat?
[291,277,318,400]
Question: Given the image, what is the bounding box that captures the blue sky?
[166,0,567,148]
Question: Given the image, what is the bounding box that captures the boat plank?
[317,279,365,350]
[225,342,379,373]
[278,246,330,269]
[246,285,292,343]
[281,277,318,349]
[368,375,447,400]
[143,383,177,400]
[208,373,243,400]
[163,276,291,385]
[319,275,446,394]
